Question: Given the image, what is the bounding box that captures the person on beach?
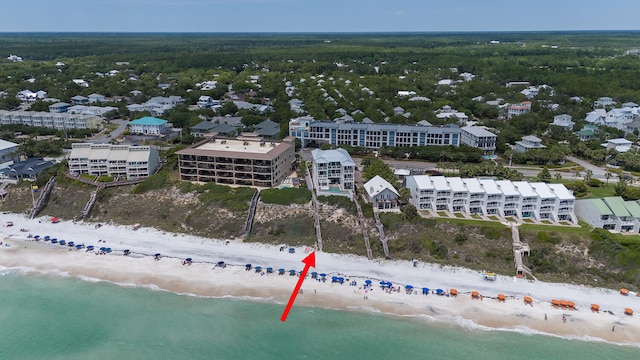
[562,315,566,323]
[544,313,547,321]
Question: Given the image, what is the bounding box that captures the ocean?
[0,270,638,360]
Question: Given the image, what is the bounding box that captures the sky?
[1,0,639,33]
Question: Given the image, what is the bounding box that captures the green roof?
[590,199,613,215]
[129,116,167,126]
[602,197,631,217]
[624,201,640,218]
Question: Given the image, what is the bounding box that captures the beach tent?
[624,308,634,316]
[620,288,630,296]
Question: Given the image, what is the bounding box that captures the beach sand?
[1,213,639,346]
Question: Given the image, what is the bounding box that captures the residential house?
[507,101,532,119]
[128,116,171,135]
[197,96,219,109]
[254,119,281,140]
[364,175,400,211]
[48,102,70,113]
[585,109,607,125]
[88,93,106,104]
[0,110,103,130]
[0,158,55,182]
[514,135,546,153]
[72,79,89,88]
[594,97,616,108]
[551,114,575,130]
[311,148,355,197]
[71,95,89,105]
[601,138,633,152]
[0,139,19,167]
[435,105,469,122]
[68,105,117,118]
[575,197,640,233]
[176,136,295,188]
[68,143,159,180]
[460,126,497,156]
[575,125,599,141]
[604,107,635,130]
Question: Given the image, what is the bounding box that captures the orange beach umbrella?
[624,308,634,316]
[497,294,506,302]
[523,296,533,304]
[449,289,458,297]
[590,304,600,313]
[620,288,630,296]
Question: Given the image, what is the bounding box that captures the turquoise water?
[0,271,638,360]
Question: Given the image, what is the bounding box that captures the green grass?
[583,184,616,198]
[260,188,311,205]
[197,183,255,212]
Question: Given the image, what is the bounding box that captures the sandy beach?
[1,213,639,347]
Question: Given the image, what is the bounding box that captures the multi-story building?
[405,175,576,224]
[311,148,355,195]
[514,135,546,153]
[460,126,497,156]
[68,143,159,180]
[128,116,172,135]
[507,101,532,119]
[289,117,461,149]
[176,136,295,188]
[575,196,640,233]
[0,110,104,130]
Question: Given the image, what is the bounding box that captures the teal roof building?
[128,116,171,135]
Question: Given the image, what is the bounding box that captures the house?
[514,135,546,153]
[408,96,431,102]
[176,136,295,188]
[506,81,530,88]
[72,79,89,88]
[585,109,606,125]
[88,93,106,104]
[16,90,38,102]
[0,139,19,167]
[128,116,171,135]
[435,105,468,122]
[405,175,575,223]
[507,101,532,119]
[289,99,305,114]
[158,83,171,90]
[625,118,640,134]
[397,90,416,97]
[575,197,640,233]
[254,119,281,140]
[0,158,55,182]
[0,109,104,130]
[604,108,635,130]
[48,102,70,113]
[68,143,159,180]
[197,96,219,109]
[460,126,497,156]
[71,95,89,105]
[622,102,639,108]
[601,138,633,152]
[551,114,575,130]
[0,91,7,99]
[575,125,599,141]
[594,97,616,108]
[364,175,400,211]
[137,96,185,116]
[311,148,355,198]
[393,106,405,115]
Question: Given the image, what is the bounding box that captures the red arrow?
[280,251,316,322]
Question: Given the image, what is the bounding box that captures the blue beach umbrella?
[436,289,444,295]
[59,240,66,245]
[422,287,430,295]
[255,266,262,272]
[50,238,57,243]
[75,244,83,249]
[266,267,273,273]
[278,268,285,275]
[365,280,372,285]
[289,269,296,276]
[67,241,74,247]
[34,235,40,240]
[86,245,95,251]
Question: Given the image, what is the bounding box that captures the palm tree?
[605,171,612,185]
[555,172,562,183]
[584,170,593,183]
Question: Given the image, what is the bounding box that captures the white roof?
[461,178,483,193]
[495,180,519,196]
[446,177,466,192]
[0,139,19,151]
[311,148,355,166]
[479,179,501,195]
[512,181,537,197]
[410,175,435,190]
[461,126,496,137]
[364,175,399,198]
[530,182,554,199]
[430,176,451,191]
[394,169,410,176]
[546,183,575,200]
[607,138,632,145]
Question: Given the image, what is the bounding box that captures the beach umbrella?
[266,267,273,273]
[51,238,57,243]
[75,244,83,249]
[34,235,40,240]
[44,235,50,240]
[105,248,111,253]
[311,271,318,279]
[67,241,74,247]
[436,289,444,295]
[288,247,295,253]
[100,247,106,251]
[365,280,372,285]
[289,270,296,276]
[320,273,326,277]
[278,268,285,275]
[59,240,66,245]
[154,253,161,260]
[255,266,262,273]
[405,285,414,289]
[337,277,344,284]
[86,245,94,251]
[186,258,192,262]
[379,281,386,286]
[123,249,130,255]
[422,287,430,295]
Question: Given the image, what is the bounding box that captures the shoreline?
[1,213,639,347]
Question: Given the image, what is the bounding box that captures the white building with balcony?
[311,148,355,198]
[460,126,497,156]
[405,175,576,224]
[575,196,640,233]
[68,143,159,180]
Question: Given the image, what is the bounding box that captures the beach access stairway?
[239,189,260,239]
[353,190,373,260]
[306,166,323,252]
[79,189,100,220]
[373,209,390,259]
[29,176,56,219]
[511,223,537,281]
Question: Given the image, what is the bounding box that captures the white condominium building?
[405,175,576,224]
[311,148,355,193]
[0,110,104,130]
[68,143,159,180]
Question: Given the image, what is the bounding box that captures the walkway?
[306,166,323,252]
[373,209,390,259]
[353,191,373,260]
[239,190,260,239]
[511,223,537,281]
[29,176,56,219]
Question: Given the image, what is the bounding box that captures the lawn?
[260,188,311,205]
